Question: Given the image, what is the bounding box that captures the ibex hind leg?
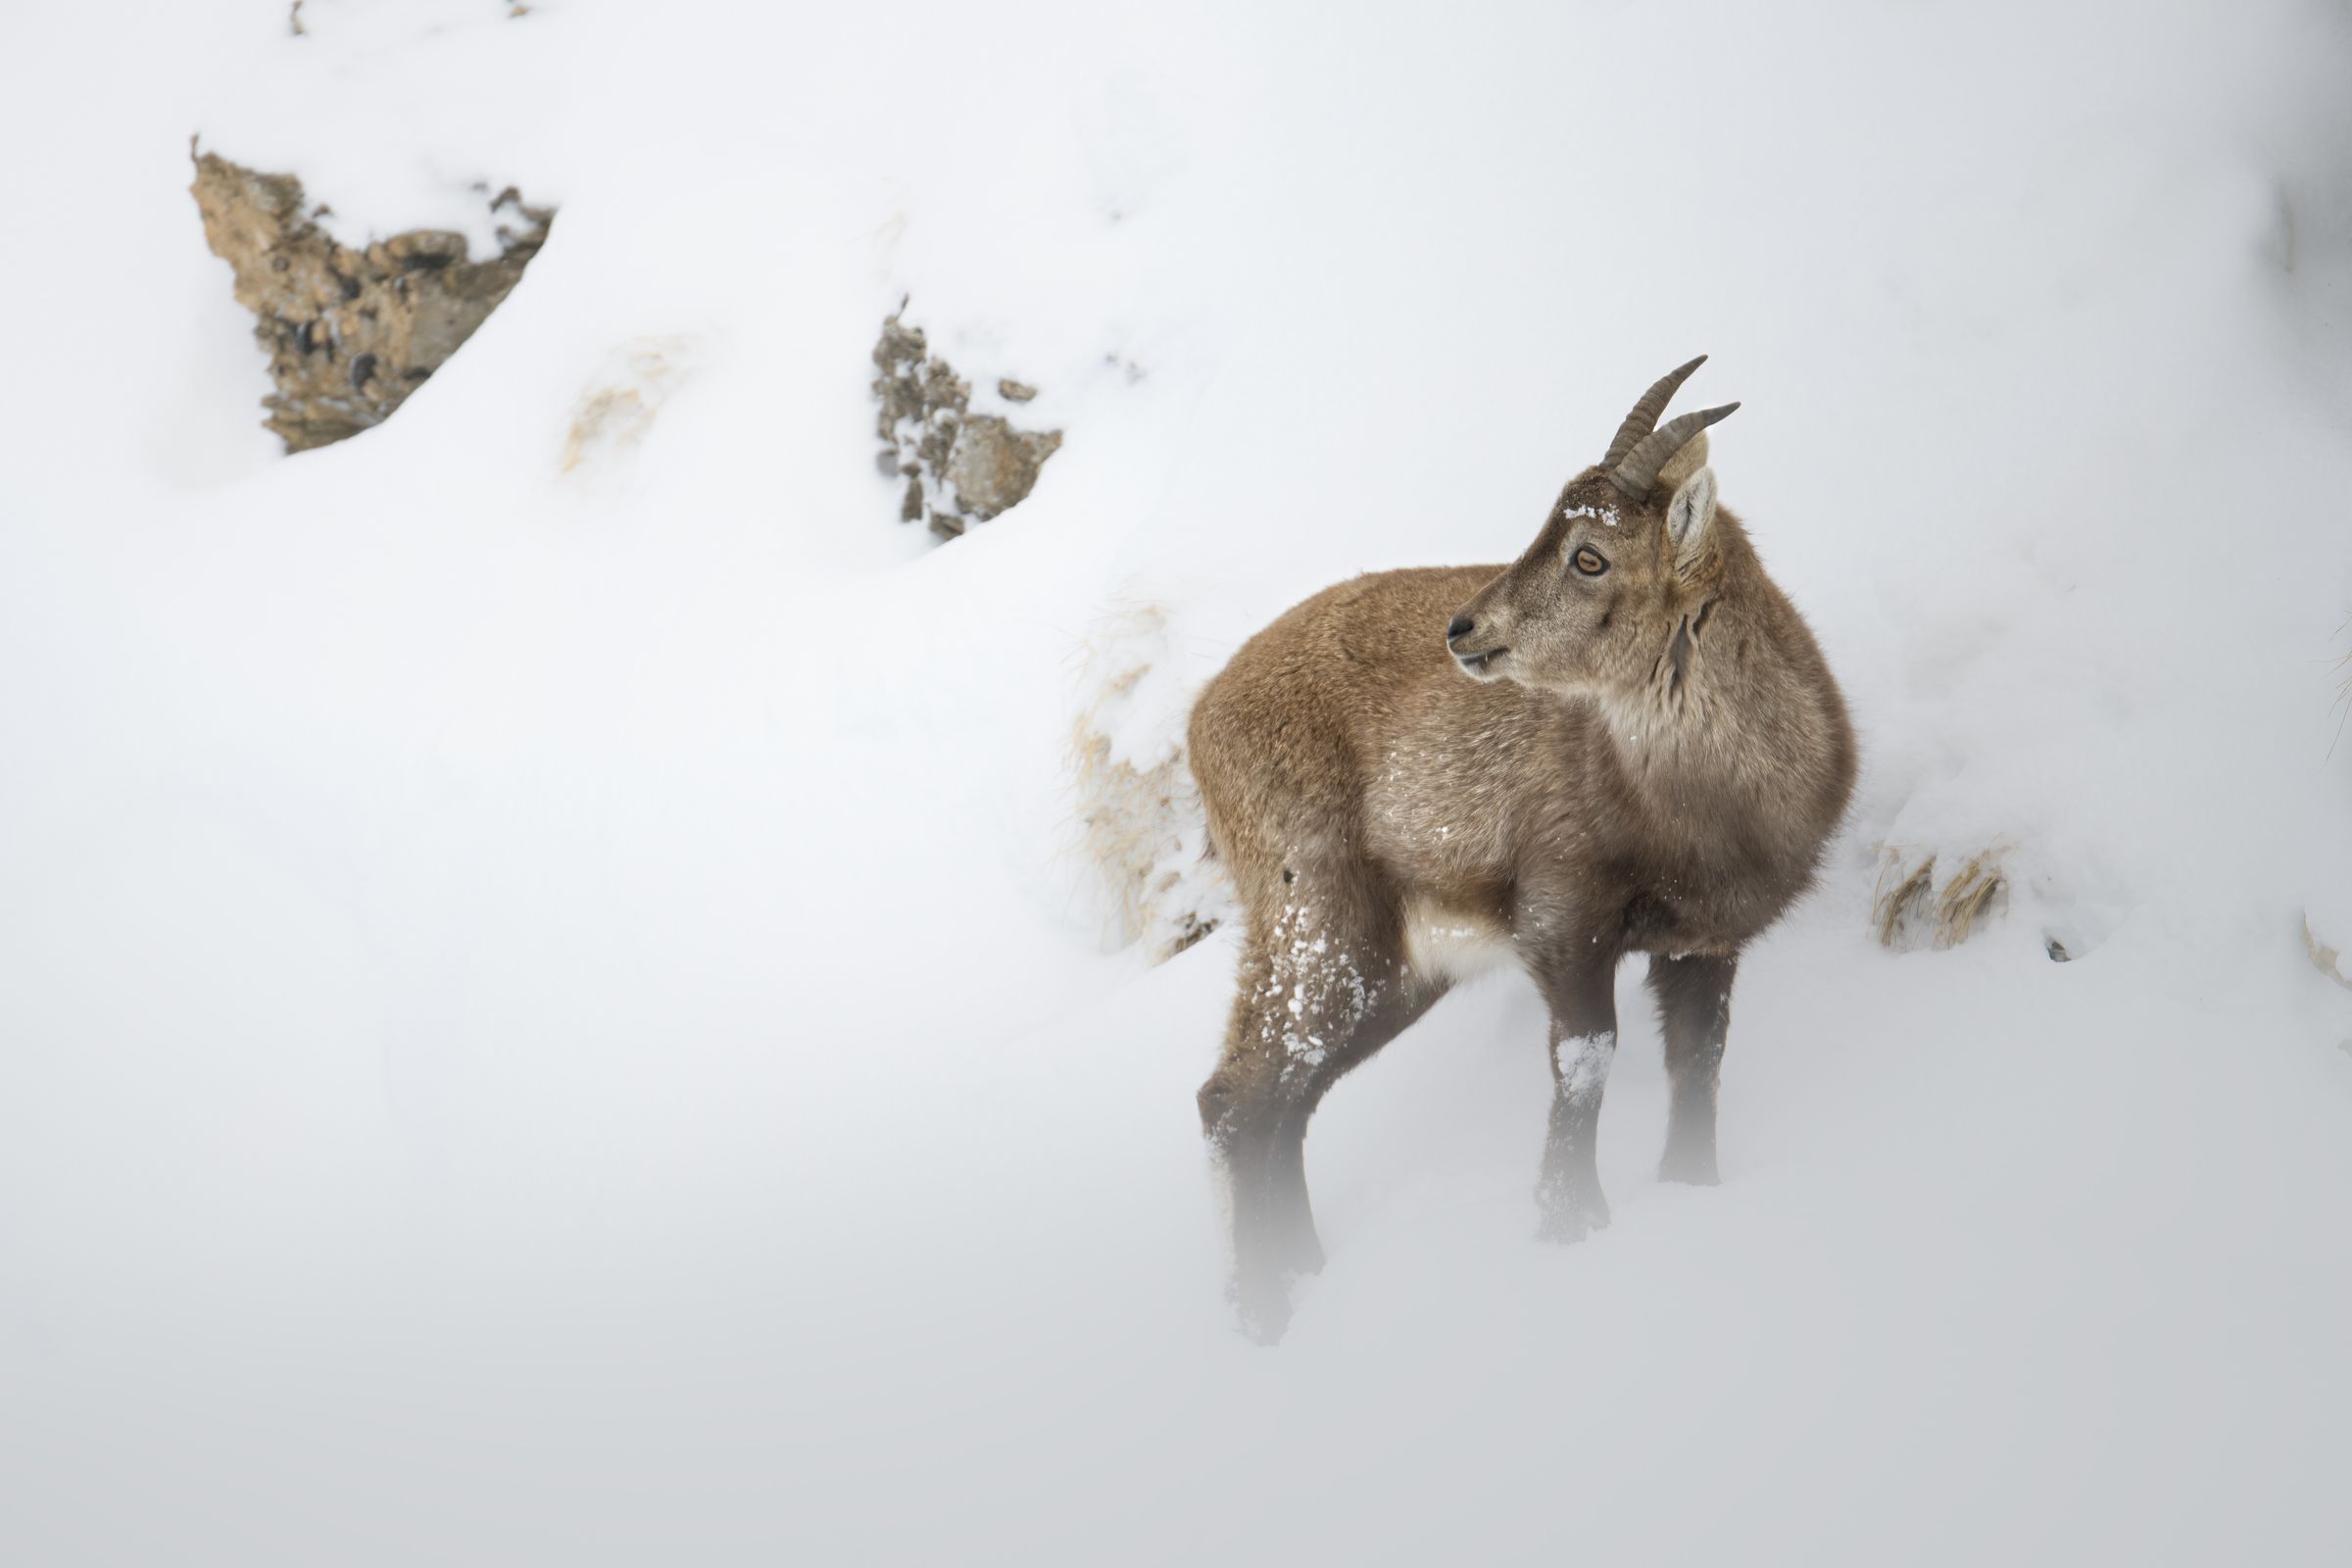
[1197,888,1435,1343]
[1648,953,1736,1186]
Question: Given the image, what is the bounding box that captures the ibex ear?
[1656,429,1709,492]
[1666,466,1717,563]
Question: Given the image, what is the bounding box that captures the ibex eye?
[1572,547,1608,576]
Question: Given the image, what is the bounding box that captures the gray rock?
[948,416,1064,522]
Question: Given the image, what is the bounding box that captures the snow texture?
[1558,1029,1618,1108]
[4,1,2352,1564]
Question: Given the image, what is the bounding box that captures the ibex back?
[1188,358,1856,1342]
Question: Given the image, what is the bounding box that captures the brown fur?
[1188,404,1856,1342]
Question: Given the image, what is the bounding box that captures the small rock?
[947,416,1063,520]
[998,377,1038,403]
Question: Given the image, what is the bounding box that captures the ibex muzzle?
[1186,358,1855,1342]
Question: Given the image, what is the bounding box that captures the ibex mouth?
[1455,647,1508,678]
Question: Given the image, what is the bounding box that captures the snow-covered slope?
[4,2,2351,1562]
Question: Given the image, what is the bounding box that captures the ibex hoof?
[1536,1193,1611,1246]
[1655,1133,1731,1184]
[1232,1268,1311,1345]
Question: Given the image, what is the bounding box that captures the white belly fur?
[1401,900,1518,983]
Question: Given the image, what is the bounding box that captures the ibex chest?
[1363,682,1821,971]
[1373,774,1800,972]
[1583,803,1812,957]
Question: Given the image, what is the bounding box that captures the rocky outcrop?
[872,310,1061,539]
[190,149,552,452]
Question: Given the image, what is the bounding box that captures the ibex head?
[1446,357,1739,695]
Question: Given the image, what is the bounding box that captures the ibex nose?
[1446,614,1476,645]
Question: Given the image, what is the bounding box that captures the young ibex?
[1188,359,1855,1341]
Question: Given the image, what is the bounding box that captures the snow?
[4,0,2352,1562]
[1559,1030,1617,1107]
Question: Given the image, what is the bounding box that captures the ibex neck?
[1591,584,1847,837]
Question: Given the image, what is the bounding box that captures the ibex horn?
[1599,355,1708,470]
[1608,402,1740,500]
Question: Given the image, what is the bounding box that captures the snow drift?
[3,1,2351,1562]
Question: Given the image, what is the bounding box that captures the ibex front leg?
[1528,949,1619,1245]
[1649,953,1736,1185]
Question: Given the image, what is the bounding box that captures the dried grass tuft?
[2329,612,2352,758]
[2303,912,2352,992]
[560,337,695,481]
[1873,846,2009,951]
[1936,854,2007,947]
[1064,605,1230,960]
[1872,856,1936,948]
